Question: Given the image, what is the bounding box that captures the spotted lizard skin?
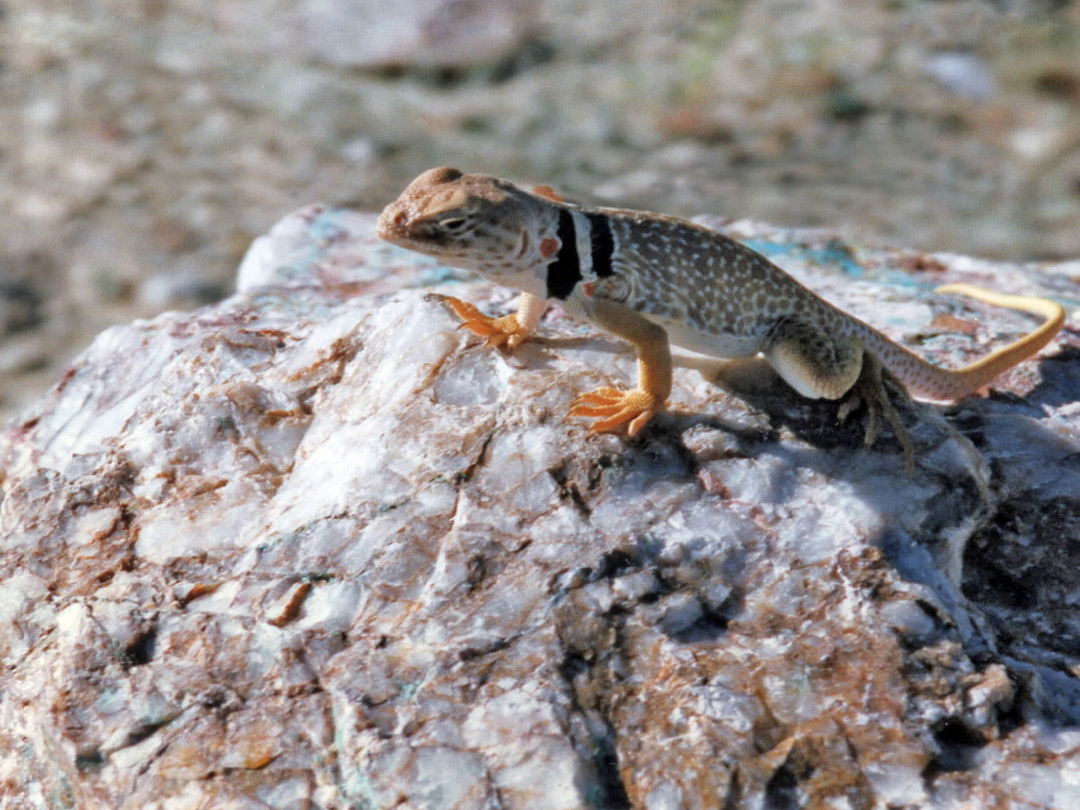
[377,167,1064,453]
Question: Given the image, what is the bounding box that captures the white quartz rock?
[2,205,1080,807]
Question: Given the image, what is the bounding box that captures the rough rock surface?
[2,206,1080,808]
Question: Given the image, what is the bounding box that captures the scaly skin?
[377,167,1066,469]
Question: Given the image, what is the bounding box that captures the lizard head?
[377,167,557,290]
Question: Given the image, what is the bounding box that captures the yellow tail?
[916,283,1065,399]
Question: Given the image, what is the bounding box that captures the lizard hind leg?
[840,352,915,474]
[765,320,865,401]
[766,321,915,472]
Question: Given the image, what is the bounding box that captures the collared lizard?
[377,167,1065,468]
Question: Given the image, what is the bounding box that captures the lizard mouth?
[375,205,409,244]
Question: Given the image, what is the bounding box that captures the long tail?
[863,283,1065,402]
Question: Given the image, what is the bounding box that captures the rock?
[924,52,998,102]
[2,205,1080,807]
[298,0,538,69]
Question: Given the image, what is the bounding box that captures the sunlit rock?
[2,205,1079,807]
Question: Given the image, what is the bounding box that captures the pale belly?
[653,316,764,360]
[561,286,766,360]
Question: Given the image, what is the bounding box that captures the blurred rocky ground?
[1,0,1079,421]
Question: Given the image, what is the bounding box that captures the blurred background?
[2,0,1079,421]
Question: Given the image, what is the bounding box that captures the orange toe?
[435,295,526,351]
[568,387,662,435]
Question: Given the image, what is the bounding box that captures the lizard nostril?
[393,211,408,227]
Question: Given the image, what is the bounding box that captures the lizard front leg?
[436,291,547,351]
[569,299,672,436]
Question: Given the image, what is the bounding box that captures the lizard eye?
[439,217,468,231]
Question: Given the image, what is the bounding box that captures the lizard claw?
[435,295,527,351]
[569,386,662,436]
[840,354,914,475]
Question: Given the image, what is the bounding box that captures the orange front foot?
[569,386,663,436]
[435,295,529,351]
